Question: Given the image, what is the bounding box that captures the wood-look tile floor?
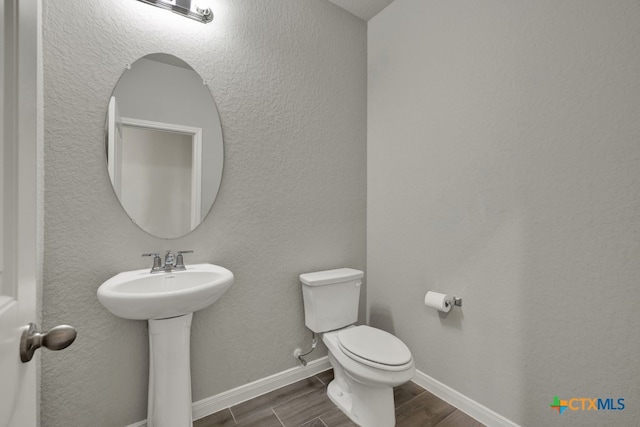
[194,370,485,427]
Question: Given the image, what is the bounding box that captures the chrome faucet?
[164,251,176,269]
[142,250,193,273]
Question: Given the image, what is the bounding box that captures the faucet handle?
[142,252,162,272]
[175,250,193,270]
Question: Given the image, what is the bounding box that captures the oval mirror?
[105,53,223,239]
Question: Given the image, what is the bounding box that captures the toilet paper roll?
[424,291,452,313]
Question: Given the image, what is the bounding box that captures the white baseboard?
[192,356,331,420]
[412,370,521,427]
[126,356,331,427]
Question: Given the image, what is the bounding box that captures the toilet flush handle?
[355,280,362,287]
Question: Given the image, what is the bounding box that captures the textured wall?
[368,1,640,426]
[42,1,366,426]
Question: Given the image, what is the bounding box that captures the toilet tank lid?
[300,268,364,286]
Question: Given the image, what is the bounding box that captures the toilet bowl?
[300,268,415,427]
[323,326,415,427]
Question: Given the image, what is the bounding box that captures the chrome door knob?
[20,323,77,363]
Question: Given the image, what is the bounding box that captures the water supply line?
[294,332,317,366]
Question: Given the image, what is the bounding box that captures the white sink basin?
[97,263,234,320]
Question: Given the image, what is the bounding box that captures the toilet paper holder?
[446,297,463,309]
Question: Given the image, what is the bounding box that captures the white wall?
[368,1,640,426]
[42,1,366,426]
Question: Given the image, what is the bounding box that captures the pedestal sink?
[97,263,234,427]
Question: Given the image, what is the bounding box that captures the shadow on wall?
[368,303,396,334]
[437,305,463,330]
[370,298,465,335]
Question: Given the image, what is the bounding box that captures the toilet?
[300,268,415,427]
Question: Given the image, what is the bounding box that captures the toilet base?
[327,353,396,427]
[327,377,395,427]
[327,380,354,421]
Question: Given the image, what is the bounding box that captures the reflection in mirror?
[106,54,223,238]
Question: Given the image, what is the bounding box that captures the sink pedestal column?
[147,313,193,427]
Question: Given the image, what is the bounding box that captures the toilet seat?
[337,325,413,372]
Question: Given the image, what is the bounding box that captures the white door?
[107,96,123,198]
[0,0,39,426]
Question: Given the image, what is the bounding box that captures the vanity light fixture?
[135,0,213,23]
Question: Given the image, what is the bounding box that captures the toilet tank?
[300,268,364,333]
